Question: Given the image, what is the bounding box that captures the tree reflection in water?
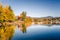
[0,23,30,40]
[0,25,16,40]
[0,18,32,40]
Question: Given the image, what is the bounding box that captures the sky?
[0,0,60,17]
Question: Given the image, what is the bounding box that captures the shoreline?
[0,21,24,26]
[0,21,60,26]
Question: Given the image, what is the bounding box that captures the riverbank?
[0,21,24,26]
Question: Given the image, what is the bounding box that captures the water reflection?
[18,24,26,33]
[12,25,60,40]
[0,24,60,40]
[0,25,16,40]
[0,22,31,40]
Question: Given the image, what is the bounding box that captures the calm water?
[11,25,60,40]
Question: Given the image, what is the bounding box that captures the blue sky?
[0,0,60,17]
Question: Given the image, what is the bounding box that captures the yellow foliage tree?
[0,4,15,22]
[25,17,32,27]
[19,12,32,33]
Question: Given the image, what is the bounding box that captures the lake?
[11,25,60,40]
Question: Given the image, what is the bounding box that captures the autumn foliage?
[0,4,15,22]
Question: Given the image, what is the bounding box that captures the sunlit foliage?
[19,12,32,33]
[25,17,32,27]
[0,4,15,22]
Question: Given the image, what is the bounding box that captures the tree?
[19,11,27,33]
[0,4,16,22]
